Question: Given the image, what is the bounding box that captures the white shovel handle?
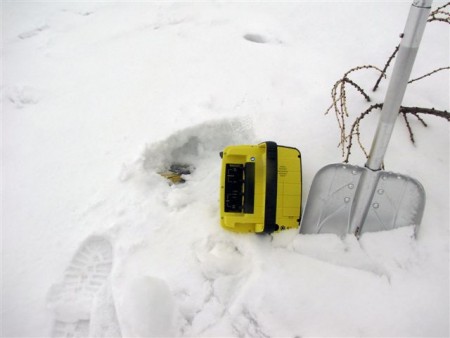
[366,0,432,171]
[349,0,432,235]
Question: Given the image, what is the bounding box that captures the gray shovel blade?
[300,164,425,236]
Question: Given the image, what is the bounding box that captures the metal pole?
[349,0,432,235]
[367,0,432,170]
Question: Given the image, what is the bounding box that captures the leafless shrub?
[327,3,450,163]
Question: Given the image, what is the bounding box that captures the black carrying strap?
[264,141,279,233]
[243,162,255,214]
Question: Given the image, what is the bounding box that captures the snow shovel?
[300,0,432,237]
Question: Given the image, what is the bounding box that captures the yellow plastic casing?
[220,142,302,233]
[276,145,302,230]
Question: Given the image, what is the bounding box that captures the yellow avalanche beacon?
[220,141,302,233]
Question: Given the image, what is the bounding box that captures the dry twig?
[373,3,449,91]
[344,105,449,162]
[408,66,450,84]
[428,2,450,23]
[344,103,382,163]
[327,66,383,156]
[373,45,399,92]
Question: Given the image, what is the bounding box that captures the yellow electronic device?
[219,141,302,233]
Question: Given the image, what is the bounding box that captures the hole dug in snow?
[243,33,282,45]
[243,33,269,44]
[142,118,254,182]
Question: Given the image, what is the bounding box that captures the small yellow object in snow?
[159,171,185,184]
[158,164,192,184]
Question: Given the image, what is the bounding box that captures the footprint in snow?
[6,86,41,109]
[47,236,116,338]
[77,11,94,17]
[243,33,282,45]
[18,25,49,40]
[61,8,94,17]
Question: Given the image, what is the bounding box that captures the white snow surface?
[2,2,449,337]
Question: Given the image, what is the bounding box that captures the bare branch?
[401,112,415,144]
[344,65,384,78]
[325,35,449,163]
[344,78,371,102]
[373,44,399,92]
[344,103,383,163]
[428,2,450,24]
[399,106,450,120]
[411,112,428,127]
[342,105,449,162]
[327,66,384,157]
[408,66,450,84]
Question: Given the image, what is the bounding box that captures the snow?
[115,276,176,337]
[2,1,449,337]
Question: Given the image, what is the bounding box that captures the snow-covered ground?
[2,2,449,337]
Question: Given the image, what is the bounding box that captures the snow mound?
[115,276,176,338]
